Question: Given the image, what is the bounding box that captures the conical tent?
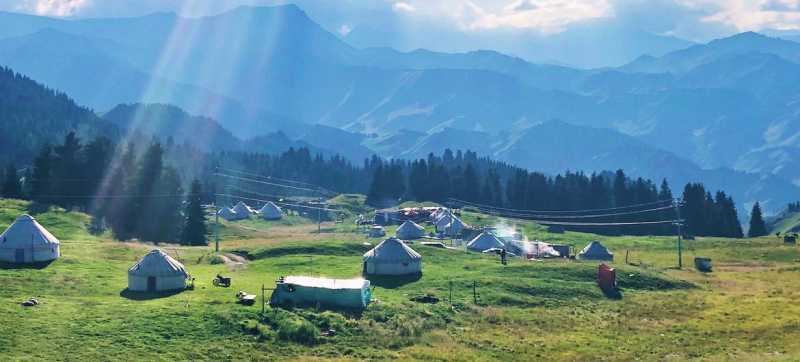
[259,202,283,220]
[467,232,506,252]
[0,214,60,264]
[217,207,238,221]
[436,215,467,236]
[396,220,425,240]
[363,237,422,275]
[578,241,614,261]
[232,201,253,219]
[128,249,190,292]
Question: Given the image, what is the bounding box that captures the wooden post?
[625,250,629,264]
[473,281,477,305]
[449,280,453,305]
[261,283,265,314]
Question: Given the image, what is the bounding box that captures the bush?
[209,255,225,265]
[277,318,318,345]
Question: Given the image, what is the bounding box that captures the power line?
[28,193,200,199]
[459,204,676,219]
[449,197,674,215]
[468,207,680,227]
[214,173,334,196]
[217,167,336,194]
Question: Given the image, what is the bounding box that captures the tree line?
[1,133,207,246]
[3,135,751,239]
[366,151,746,237]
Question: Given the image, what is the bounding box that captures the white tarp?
[436,215,467,236]
[128,249,190,292]
[0,214,60,263]
[363,237,422,275]
[368,226,386,237]
[396,220,425,240]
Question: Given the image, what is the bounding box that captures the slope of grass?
[2,198,800,361]
[769,211,800,234]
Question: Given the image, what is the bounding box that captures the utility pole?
[673,199,684,269]
[214,167,220,253]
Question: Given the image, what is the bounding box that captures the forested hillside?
[0,67,117,166]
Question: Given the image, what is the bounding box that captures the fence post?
[473,281,477,305]
[261,283,265,314]
[449,280,453,305]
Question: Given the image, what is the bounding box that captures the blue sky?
[1,0,799,42]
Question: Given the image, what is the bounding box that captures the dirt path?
[217,253,248,271]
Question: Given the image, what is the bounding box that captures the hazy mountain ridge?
[1,6,799,213]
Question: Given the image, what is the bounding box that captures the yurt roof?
[397,220,424,232]
[364,237,422,261]
[467,232,505,250]
[128,249,189,277]
[0,214,60,247]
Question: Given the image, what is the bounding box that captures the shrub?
[277,318,318,345]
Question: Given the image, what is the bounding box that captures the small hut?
[270,276,371,309]
[0,214,60,264]
[363,237,422,276]
[128,250,190,292]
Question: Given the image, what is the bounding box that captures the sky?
[1,0,800,42]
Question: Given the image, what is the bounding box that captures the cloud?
[459,0,613,33]
[392,1,415,13]
[338,24,353,36]
[508,0,539,12]
[762,0,799,12]
[16,0,89,16]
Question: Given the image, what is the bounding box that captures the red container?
[597,263,616,290]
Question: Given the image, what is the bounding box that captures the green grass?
[2,198,800,361]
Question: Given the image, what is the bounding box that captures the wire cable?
[449,197,674,215]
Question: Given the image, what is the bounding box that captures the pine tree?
[30,145,53,204]
[2,164,22,199]
[748,202,768,237]
[182,180,208,246]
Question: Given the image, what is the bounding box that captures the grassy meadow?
[1,198,800,361]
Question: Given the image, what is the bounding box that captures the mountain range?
[0,5,799,215]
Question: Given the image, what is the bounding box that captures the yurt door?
[14,249,24,263]
[147,277,157,292]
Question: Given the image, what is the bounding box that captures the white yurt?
[430,208,446,222]
[232,202,253,219]
[396,220,425,240]
[270,276,371,309]
[363,237,422,276]
[467,232,506,252]
[436,215,466,236]
[0,214,60,264]
[128,249,190,292]
[259,201,283,220]
[217,207,239,221]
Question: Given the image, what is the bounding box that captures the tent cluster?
[217,201,283,221]
[0,215,60,264]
